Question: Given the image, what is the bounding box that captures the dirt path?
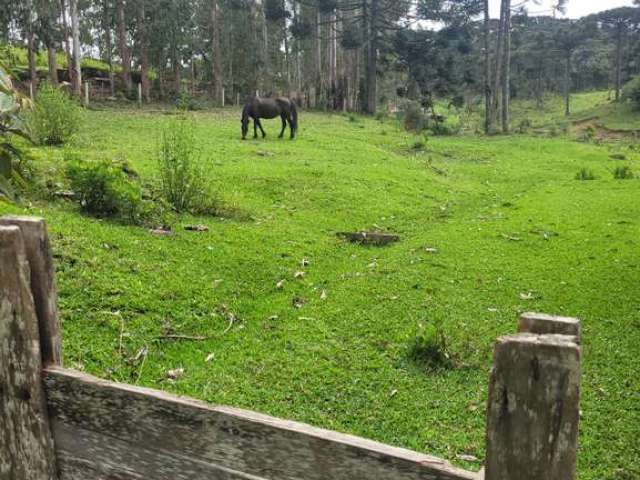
[572,116,640,141]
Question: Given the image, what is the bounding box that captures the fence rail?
[0,215,581,480]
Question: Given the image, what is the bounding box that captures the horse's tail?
[290,101,298,135]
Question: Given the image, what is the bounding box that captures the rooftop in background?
[489,0,635,19]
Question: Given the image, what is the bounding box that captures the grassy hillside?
[2,108,639,479]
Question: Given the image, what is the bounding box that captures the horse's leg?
[288,113,295,139]
[253,118,258,139]
[279,114,287,139]
[257,119,267,138]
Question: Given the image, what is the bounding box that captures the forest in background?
[1,1,640,131]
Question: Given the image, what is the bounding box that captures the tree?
[116,0,132,94]
[553,21,586,116]
[589,7,640,101]
[70,0,82,97]
[210,0,223,103]
[483,0,491,134]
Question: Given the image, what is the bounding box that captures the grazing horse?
[241,97,298,140]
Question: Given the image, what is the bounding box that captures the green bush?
[400,101,428,132]
[157,120,216,214]
[622,76,640,109]
[176,88,203,111]
[407,321,453,370]
[67,159,143,223]
[613,166,634,180]
[575,168,596,181]
[28,84,82,145]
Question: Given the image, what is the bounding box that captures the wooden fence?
[0,216,582,480]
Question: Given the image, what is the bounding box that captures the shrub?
[157,120,216,213]
[28,83,82,145]
[516,118,531,134]
[575,168,596,181]
[622,76,640,109]
[66,159,143,223]
[176,88,202,111]
[411,139,426,151]
[401,101,427,132]
[407,321,453,370]
[375,111,387,122]
[613,166,634,180]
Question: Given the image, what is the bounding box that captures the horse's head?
[241,108,250,140]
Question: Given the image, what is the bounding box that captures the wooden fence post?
[0,216,62,366]
[221,87,225,107]
[236,92,240,106]
[485,315,581,480]
[0,225,58,480]
[84,81,89,107]
[138,82,142,108]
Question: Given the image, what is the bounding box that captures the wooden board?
[0,216,62,365]
[0,226,58,480]
[44,367,477,480]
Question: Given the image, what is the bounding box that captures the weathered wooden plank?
[0,226,58,480]
[485,333,581,480]
[519,312,581,343]
[53,422,268,480]
[44,367,476,480]
[0,216,62,365]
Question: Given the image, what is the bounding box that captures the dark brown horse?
[241,97,298,140]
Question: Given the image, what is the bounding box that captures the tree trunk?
[70,0,82,97]
[483,0,491,134]
[210,0,223,103]
[501,0,511,134]
[365,0,379,114]
[102,0,115,97]
[615,24,623,102]
[315,9,322,106]
[116,0,132,94]
[138,0,150,102]
[564,52,571,116]
[492,0,506,126]
[27,30,38,92]
[60,0,73,83]
[47,47,59,86]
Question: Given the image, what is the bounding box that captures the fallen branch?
[157,335,209,341]
[337,231,400,246]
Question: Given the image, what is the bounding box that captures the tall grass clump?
[28,84,82,145]
[575,168,596,181]
[407,320,453,370]
[613,166,634,180]
[157,120,215,213]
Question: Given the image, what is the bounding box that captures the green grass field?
[2,106,639,479]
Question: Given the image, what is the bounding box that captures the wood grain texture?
[0,216,62,366]
[518,312,581,343]
[485,334,581,480]
[0,226,58,480]
[43,367,477,480]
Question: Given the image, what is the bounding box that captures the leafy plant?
[176,88,202,111]
[157,120,216,214]
[622,76,640,109]
[66,159,144,224]
[27,83,82,146]
[613,166,634,180]
[407,320,453,370]
[0,62,32,200]
[575,168,596,181]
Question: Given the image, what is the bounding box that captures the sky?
[489,0,635,18]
